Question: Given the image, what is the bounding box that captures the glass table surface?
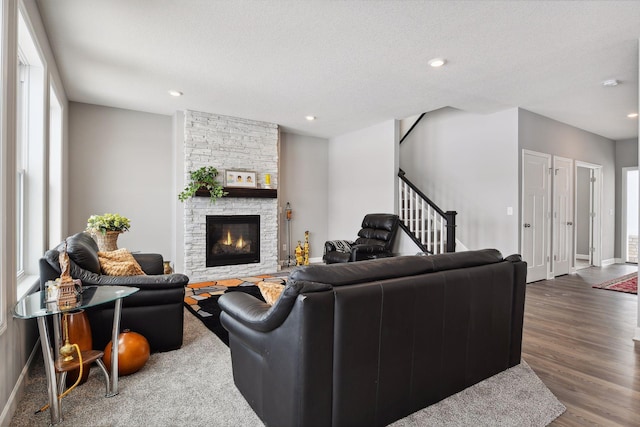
[13,285,139,319]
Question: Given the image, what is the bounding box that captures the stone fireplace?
[183,110,279,282]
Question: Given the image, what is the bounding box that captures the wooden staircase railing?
[398,169,456,254]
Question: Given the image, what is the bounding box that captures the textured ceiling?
[36,0,640,140]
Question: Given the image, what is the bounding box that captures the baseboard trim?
[0,338,40,426]
[576,254,589,260]
[602,258,618,266]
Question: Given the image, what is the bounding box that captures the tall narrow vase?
[64,309,92,387]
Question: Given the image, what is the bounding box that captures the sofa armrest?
[350,243,388,261]
[219,281,331,332]
[219,293,273,330]
[132,253,164,275]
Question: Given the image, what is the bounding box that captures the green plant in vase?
[86,213,131,251]
[179,166,227,203]
[86,213,131,235]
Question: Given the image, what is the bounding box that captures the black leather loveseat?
[39,232,189,352]
[219,249,527,426]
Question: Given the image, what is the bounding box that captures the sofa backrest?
[289,248,504,287]
[53,232,102,274]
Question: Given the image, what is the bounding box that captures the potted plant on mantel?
[178,166,227,203]
[86,213,131,251]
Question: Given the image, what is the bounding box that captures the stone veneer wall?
[183,110,279,282]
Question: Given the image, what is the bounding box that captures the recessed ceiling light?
[428,58,446,68]
[627,113,638,118]
[168,90,183,97]
[305,115,316,121]
[601,79,619,87]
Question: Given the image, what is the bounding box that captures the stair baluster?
[397,169,456,254]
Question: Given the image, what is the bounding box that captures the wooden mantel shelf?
[195,187,277,199]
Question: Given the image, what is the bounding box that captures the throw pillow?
[98,248,146,276]
[257,281,285,305]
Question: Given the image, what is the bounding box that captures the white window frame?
[15,56,27,278]
[15,7,46,300]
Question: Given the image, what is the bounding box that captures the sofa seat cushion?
[98,248,146,276]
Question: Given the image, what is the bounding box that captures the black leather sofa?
[219,249,527,427]
[39,232,189,352]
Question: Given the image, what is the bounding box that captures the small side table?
[13,285,139,425]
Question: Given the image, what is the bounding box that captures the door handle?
[567,221,573,226]
[523,223,531,228]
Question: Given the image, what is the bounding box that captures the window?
[16,9,45,296]
[49,84,63,246]
[16,59,27,277]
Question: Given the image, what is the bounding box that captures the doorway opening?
[574,162,603,270]
[622,167,638,264]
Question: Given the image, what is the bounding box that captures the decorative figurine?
[295,241,304,266]
[303,231,310,265]
[163,261,173,274]
[57,240,78,309]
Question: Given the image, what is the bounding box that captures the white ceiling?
[36,0,640,140]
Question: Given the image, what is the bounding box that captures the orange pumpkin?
[103,330,150,376]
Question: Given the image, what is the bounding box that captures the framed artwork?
[225,170,257,188]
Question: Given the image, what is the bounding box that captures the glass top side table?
[14,285,139,425]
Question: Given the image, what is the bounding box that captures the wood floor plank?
[522,264,640,426]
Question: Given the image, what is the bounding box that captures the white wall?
[280,132,328,263]
[327,120,398,239]
[68,103,173,257]
[399,108,520,255]
[518,109,617,263]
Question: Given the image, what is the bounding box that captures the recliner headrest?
[360,213,399,232]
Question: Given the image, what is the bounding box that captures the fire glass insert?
[206,215,260,267]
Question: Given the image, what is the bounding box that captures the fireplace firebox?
[206,215,260,267]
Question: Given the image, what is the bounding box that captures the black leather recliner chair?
[323,213,400,264]
[39,232,189,352]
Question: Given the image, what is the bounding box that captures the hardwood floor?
[522,264,640,426]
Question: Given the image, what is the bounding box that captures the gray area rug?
[10,310,565,426]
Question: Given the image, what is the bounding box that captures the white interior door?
[553,156,573,276]
[522,150,551,283]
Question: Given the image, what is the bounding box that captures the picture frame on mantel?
[225,170,257,188]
